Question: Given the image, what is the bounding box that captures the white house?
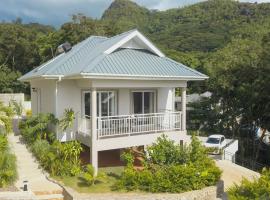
[19,29,208,172]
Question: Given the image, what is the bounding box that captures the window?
[132,91,155,114]
[82,91,91,118]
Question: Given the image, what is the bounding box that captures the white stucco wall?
[56,80,81,118]
[30,80,56,115]
[56,80,82,142]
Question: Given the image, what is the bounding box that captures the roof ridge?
[75,31,136,74]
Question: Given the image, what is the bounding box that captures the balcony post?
[91,88,98,175]
[181,87,186,131]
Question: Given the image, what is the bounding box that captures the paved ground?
[8,134,63,195]
[216,160,260,190]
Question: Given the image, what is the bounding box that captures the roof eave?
[78,73,208,81]
[18,75,63,82]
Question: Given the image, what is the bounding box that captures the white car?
[204,134,226,154]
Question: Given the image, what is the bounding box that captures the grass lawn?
[53,166,124,193]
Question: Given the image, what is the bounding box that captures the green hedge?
[0,135,17,187]
[114,135,222,193]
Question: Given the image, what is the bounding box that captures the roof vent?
[57,42,72,53]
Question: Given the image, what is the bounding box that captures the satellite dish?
[57,42,72,54]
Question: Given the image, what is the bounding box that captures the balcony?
[77,111,182,141]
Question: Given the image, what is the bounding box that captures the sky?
[0,0,270,27]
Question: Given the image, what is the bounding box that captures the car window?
[206,137,220,144]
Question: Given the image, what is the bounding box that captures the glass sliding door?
[132,91,155,114]
[82,90,117,118]
[97,91,117,117]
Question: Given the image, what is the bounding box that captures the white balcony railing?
[77,112,182,139]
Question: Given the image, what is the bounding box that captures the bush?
[228,168,270,200]
[0,152,17,187]
[0,135,17,188]
[0,135,8,151]
[81,164,106,186]
[114,135,222,193]
[19,113,57,144]
[31,139,83,176]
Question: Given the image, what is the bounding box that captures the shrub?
[81,164,106,186]
[147,135,190,165]
[114,135,222,193]
[0,135,8,151]
[10,100,23,116]
[0,135,17,188]
[19,113,57,144]
[0,152,17,187]
[30,139,82,176]
[228,168,270,200]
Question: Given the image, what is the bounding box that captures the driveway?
[216,160,260,190]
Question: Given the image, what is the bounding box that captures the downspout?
[55,76,62,140]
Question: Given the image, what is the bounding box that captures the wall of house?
[56,79,82,141]
[30,80,56,115]
[118,88,130,115]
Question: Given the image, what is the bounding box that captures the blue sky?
[0,0,269,27]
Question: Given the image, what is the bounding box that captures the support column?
[91,88,98,175]
[181,87,186,131]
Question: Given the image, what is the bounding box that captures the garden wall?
[62,183,223,200]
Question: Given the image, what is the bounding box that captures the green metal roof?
[19,29,208,81]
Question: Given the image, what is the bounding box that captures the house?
[19,29,208,173]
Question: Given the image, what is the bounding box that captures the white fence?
[223,140,238,163]
[77,112,182,140]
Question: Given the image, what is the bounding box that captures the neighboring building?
[19,29,208,172]
[175,91,211,111]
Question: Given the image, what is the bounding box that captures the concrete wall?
[0,93,24,106]
[30,80,56,115]
[63,185,219,200]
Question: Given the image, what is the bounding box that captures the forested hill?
[1,0,270,88]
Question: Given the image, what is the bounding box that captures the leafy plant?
[59,108,75,131]
[0,152,17,187]
[10,100,23,116]
[19,113,57,144]
[228,168,270,200]
[115,135,221,193]
[0,135,8,152]
[82,164,106,186]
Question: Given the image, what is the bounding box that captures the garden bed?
[53,167,124,193]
